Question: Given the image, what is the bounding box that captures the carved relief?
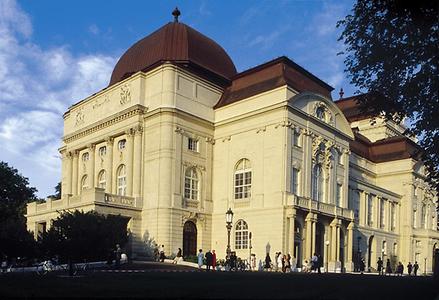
[93,94,110,109]
[120,84,131,105]
[75,110,85,126]
[183,161,206,171]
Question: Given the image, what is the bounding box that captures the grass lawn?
[0,266,438,299]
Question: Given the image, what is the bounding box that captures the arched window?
[98,170,106,189]
[382,241,387,255]
[393,243,398,256]
[118,139,126,151]
[117,165,127,196]
[235,220,249,249]
[80,175,88,192]
[234,159,252,199]
[184,168,199,200]
[311,164,324,201]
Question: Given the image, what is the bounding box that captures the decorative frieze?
[183,161,206,171]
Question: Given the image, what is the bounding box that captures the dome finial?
[172,7,181,23]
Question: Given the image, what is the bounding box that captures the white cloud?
[88,24,100,35]
[0,0,116,197]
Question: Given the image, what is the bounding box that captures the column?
[346,222,354,272]
[330,218,341,272]
[64,151,73,196]
[375,195,380,228]
[132,126,143,197]
[71,150,79,195]
[287,209,297,255]
[359,190,366,226]
[88,144,96,188]
[305,212,316,260]
[106,137,114,194]
[126,129,134,196]
[303,131,312,198]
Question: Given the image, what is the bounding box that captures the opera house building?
[26,13,438,273]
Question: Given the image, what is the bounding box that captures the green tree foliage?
[337,0,438,191]
[47,182,61,199]
[38,210,129,262]
[0,162,37,258]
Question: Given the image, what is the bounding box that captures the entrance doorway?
[340,230,345,272]
[315,222,325,257]
[183,221,197,257]
[294,220,302,267]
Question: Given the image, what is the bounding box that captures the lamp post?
[225,208,234,259]
[424,257,427,275]
[381,249,385,275]
[357,237,361,272]
[249,232,252,270]
[325,240,330,273]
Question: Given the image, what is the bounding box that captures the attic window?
[316,106,326,120]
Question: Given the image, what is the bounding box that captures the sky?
[0,0,357,198]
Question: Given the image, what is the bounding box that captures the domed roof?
[109,21,237,86]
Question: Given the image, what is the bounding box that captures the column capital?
[347,221,355,230]
[305,212,317,222]
[286,208,296,218]
[87,143,96,151]
[72,150,80,157]
[134,125,143,135]
[330,218,342,227]
[105,136,114,144]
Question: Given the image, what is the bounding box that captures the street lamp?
[357,237,362,272]
[424,257,427,275]
[249,232,252,267]
[325,240,330,273]
[381,249,385,275]
[225,208,234,259]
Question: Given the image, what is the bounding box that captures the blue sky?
[0,0,357,197]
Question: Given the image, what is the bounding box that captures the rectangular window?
[293,130,301,147]
[234,171,251,199]
[336,184,342,207]
[117,177,126,196]
[413,209,417,228]
[367,194,373,227]
[380,198,385,229]
[188,138,199,152]
[291,168,299,195]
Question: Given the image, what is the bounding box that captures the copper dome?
[109,22,237,86]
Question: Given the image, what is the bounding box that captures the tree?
[47,182,61,199]
[337,0,439,191]
[0,162,38,258]
[38,210,129,263]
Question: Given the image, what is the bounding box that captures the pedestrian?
[250,254,256,271]
[285,254,291,273]
[281,255,286,273]
[274,252,279,272]
[115,244,122,268]
[173,248,183,264]
[385,259,392,275]
[197,249,204,269]
[397,262,404,276]
[205,250,213,271]
[377,257,383,275]
[407,262,413,276]
[212,250,217,271]
[311,253,318,272]
[159,244,165,262]
[291,256,297,272]
[264,253,272,271]
[153,245,159,262]
[359,258,365,274]
[413,261,419,276]
[277,252,283,272]
[317,254,323,274]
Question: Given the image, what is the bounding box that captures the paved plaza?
[0,262,438,299]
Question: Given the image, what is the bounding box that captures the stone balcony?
[288,194,354,221]
[26,187,142,216]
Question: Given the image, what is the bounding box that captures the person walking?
[396,262,404,276]
[173,248,183,264]
[311,253,318,272]
[115,244,122,268]
[159,245,165,262]
[274,252,279,272]
[205,250,213,271]
[277,252,283,272]
[197,249,204,269]
[377,257,383,275]
[407,262,413,276]
[264,253,272,271]
[212,250,217,271]
[285,254,291,273]
[359,258,365,274]
[413,261,419,276]
[385,259,392,275]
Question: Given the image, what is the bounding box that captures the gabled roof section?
[350,131,422,163]
[214,56,334,109]
[335,93,378,122]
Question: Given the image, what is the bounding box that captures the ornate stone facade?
[26,19,438,273]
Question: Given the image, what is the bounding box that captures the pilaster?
[106,137,114,193]
[72,150,79,195]
[132,126,143,197]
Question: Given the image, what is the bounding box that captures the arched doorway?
[183,221,197,257]
[367,235,374,271]
[294,220,302,267]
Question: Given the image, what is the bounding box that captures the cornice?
[63,105,147,143]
